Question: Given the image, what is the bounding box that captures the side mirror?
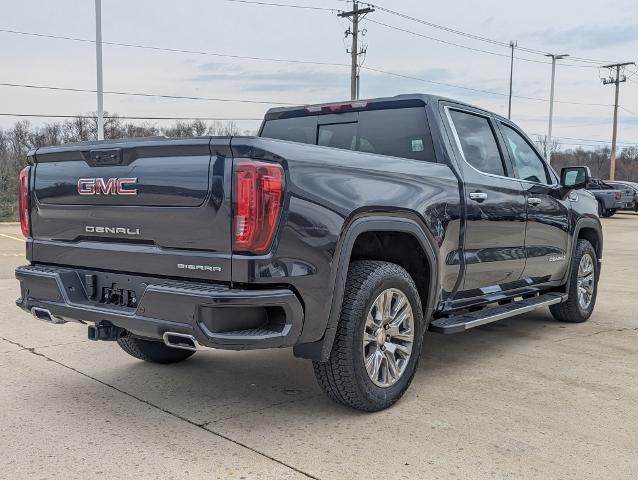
[560,166,591,189]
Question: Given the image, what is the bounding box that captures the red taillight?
[615,191,622,200]
[18,166,30,237]
[233,160,284,254]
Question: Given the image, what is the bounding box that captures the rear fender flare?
[294,213,440,361]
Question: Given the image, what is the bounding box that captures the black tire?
[117,335,195,364]
[313,261,425,412]
[550,239,598,323]
[597,200,607,217]
[606,208,617,217]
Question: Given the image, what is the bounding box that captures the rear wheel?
[598,201,615,217]
[313,261,424,412]
[117,335,195,364]
[550,239,598,323]
[597,201,608,217]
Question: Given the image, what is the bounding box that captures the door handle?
[469,192,488,202]
[527,197,542,206]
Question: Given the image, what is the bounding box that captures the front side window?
[500,124,551,184]
[449,110,505,176]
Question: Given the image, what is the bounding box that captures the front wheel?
[550,239,598,323]
[313,261,424,412]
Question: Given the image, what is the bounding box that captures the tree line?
[0,114,245,220]
[1,115,637,220]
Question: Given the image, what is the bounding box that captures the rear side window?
[449,110,505,176]
[261,107,436,162]
[356,108,434,161]
[260,115,316,145]
[318,122,357,150]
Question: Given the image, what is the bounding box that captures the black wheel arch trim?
[293,212,440,361]
[564,217,603,289]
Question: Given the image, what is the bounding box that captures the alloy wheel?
[362,288,415,388]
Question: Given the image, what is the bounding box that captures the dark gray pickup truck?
[15,94,603,411]
[586,179,635,217]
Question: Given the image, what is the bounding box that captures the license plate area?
[101,284,138,308]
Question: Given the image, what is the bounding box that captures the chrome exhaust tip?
[162,332,198,351]
[31,307,66,324]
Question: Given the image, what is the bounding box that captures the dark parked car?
[15,94,602,411]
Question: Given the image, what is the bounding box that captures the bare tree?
[534,135,561,159]
[0,116,282,219]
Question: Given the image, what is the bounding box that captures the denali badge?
[177,263,222,272]
[85,226,140,235]
[78,177,138,195]
[548,255,566,263]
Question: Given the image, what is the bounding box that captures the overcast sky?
[2,0,638,148]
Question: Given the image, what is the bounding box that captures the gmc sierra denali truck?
[15,94,602,411]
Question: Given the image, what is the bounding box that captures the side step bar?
[429,293,567,334]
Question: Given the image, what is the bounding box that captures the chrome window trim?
[444,105,558,187]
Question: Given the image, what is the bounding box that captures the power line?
[0,27,614,107]
[366,18,600,69]
[360,1,620,66]
[529,132,637,146]
[222,0,337,11]
[0,74,616,111]
[619,106,638,117]
[0,28,349,68]
[360,66,613,106]
[0,82,298,105]
[0,113,262,121]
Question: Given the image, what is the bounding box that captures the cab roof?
[264,93,509,123]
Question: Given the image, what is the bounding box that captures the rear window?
[260,107,436,162]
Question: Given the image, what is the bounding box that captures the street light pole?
[545,53,569,164]
[95,0,104,140]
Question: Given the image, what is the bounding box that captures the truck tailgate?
[29,137,233,282]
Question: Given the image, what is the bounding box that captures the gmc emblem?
[78,177,138,195]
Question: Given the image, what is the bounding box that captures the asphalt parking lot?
[1,216,637,480]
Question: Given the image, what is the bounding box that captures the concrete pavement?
[0,216,637,479]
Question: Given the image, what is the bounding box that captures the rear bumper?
[612,199,634,209]
[15,264,304,350]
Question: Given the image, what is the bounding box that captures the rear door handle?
[527,197,542,206]
[469,192,488,202]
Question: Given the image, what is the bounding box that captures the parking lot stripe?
[0,233,24,242]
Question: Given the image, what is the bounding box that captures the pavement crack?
[0,335,321,480]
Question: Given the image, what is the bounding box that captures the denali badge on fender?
[78,177,138,195]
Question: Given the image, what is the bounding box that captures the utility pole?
[95,0,104,140]
[602,62,635,180]
[508,41,516,120]
[544,53,569,164]
[339,1,374,100]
